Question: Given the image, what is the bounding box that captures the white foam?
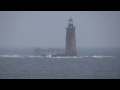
[27,55,44,58]
[46,54,51,58]
[91,55,115,58]
[0,55,115,58]
[50,56,83,58]
[0,55,25,58]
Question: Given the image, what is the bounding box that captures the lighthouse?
[34,17,77,57]
[65,17,77,56]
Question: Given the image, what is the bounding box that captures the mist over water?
[0,11,120,79]
[0,47,120,79]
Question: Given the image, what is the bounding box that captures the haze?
[0,11,120,48]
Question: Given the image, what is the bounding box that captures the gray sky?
[0,11,120,48]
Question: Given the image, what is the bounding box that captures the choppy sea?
[0,47,120,79]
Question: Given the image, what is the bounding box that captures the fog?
[0,11,120,48]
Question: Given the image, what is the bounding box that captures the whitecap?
[0,55,25,58]
[91,55,115,58]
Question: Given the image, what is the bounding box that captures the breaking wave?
[0,55,25,58]
[90,55,115,58]
[0,55,115,58]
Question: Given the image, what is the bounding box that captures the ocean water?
[0,47,120,79]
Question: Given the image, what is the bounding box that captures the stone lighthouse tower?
[65,17,77,56]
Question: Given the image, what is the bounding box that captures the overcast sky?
[0,11,120,48]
